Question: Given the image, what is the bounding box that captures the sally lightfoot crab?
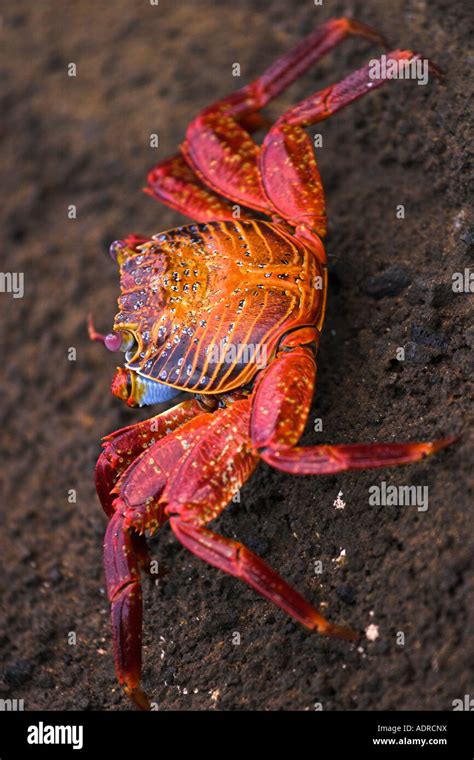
[90,18,454,709]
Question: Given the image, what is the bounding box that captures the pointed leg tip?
[427,59,444,79]
[408,52,444,80]
[431,435,459,454]
[320,622,360,642]
[343,18,391,49]
[125,684,151,711]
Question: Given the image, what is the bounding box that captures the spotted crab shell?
[114,220,325,394]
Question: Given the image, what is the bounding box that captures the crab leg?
[262,438,455,474]
[182,19,386,214]
[104,510,149,709]
[146,101,272,221]
[146,153,248,222]
[170,520,357,640]
[250,346,455,473]
[96,398,203,516]
[163,399,356,641]
[146,18,385,221]
[103,408,227,708]
[259,50,440,237]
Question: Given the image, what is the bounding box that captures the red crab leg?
[104,409,225,708]
[96,398,202,516]
[259,50,440,236]
[250,346,455,473]
[179,18,386,217]
[146,153,251,222]
[162,399,356,641]
[170,520,356,641]
[260,438,456,474]
[146,111,272,221]
[146,104,273,219]
[104,510,149,710]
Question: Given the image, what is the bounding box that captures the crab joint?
[111,368,181,407]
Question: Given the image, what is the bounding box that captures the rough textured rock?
[0,0,472,711]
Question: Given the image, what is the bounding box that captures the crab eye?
[109,240,126,262]
[104,332,123,352]
[104,330,137,354]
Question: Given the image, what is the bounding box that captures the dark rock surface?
[0,0,472,711]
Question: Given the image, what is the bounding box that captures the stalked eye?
[104,332,123,352]
[104,330,136,353]
[109,240,126,262]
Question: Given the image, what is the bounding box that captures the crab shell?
[113,220,326,395]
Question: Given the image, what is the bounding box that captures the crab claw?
[111,368,131,402]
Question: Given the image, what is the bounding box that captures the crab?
[90,18,454,709]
